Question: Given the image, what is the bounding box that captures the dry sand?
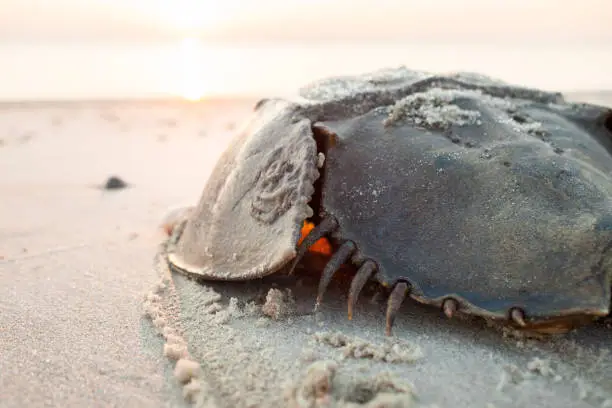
[1,93,611,408]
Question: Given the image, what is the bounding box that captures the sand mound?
[144,240,611,408]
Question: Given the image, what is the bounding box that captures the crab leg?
[509,307,527,327]
[287,216,338,275]
[315,241,356,310]
[385,282,410,336]
[347,261,376,320]
[442,298,459,319]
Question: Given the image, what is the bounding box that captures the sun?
[150,1,239,100]
[113,0,243,100]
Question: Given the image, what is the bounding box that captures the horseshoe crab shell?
[165,67,612,334]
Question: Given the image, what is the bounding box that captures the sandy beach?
[1,93,611,408]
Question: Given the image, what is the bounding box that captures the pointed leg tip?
[286,259,299,276]
[346,261,376,325]
[347,297,355,320]
[384,281,409,339]
[510,307,527,327]
[442,298,458,319]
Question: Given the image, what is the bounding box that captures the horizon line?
[0,89,610,107]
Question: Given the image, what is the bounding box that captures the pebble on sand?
[103,176,128,190]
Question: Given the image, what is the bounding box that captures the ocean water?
[1,41,611,101]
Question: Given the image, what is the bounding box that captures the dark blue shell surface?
[299,68,612,324]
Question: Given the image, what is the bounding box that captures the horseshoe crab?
[163,67,612,335]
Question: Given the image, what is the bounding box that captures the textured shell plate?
[167,99,319,281]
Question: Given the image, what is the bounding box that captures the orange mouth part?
[299,221,332,256]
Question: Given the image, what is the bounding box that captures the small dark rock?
[104,176,128,190]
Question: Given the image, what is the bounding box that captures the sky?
[0,0,610,100]
[1,0,611,44]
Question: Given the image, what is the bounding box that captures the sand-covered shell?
[165,66,612,334]
[167,99,319,280]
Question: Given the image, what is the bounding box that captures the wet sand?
[1,94,610,408]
